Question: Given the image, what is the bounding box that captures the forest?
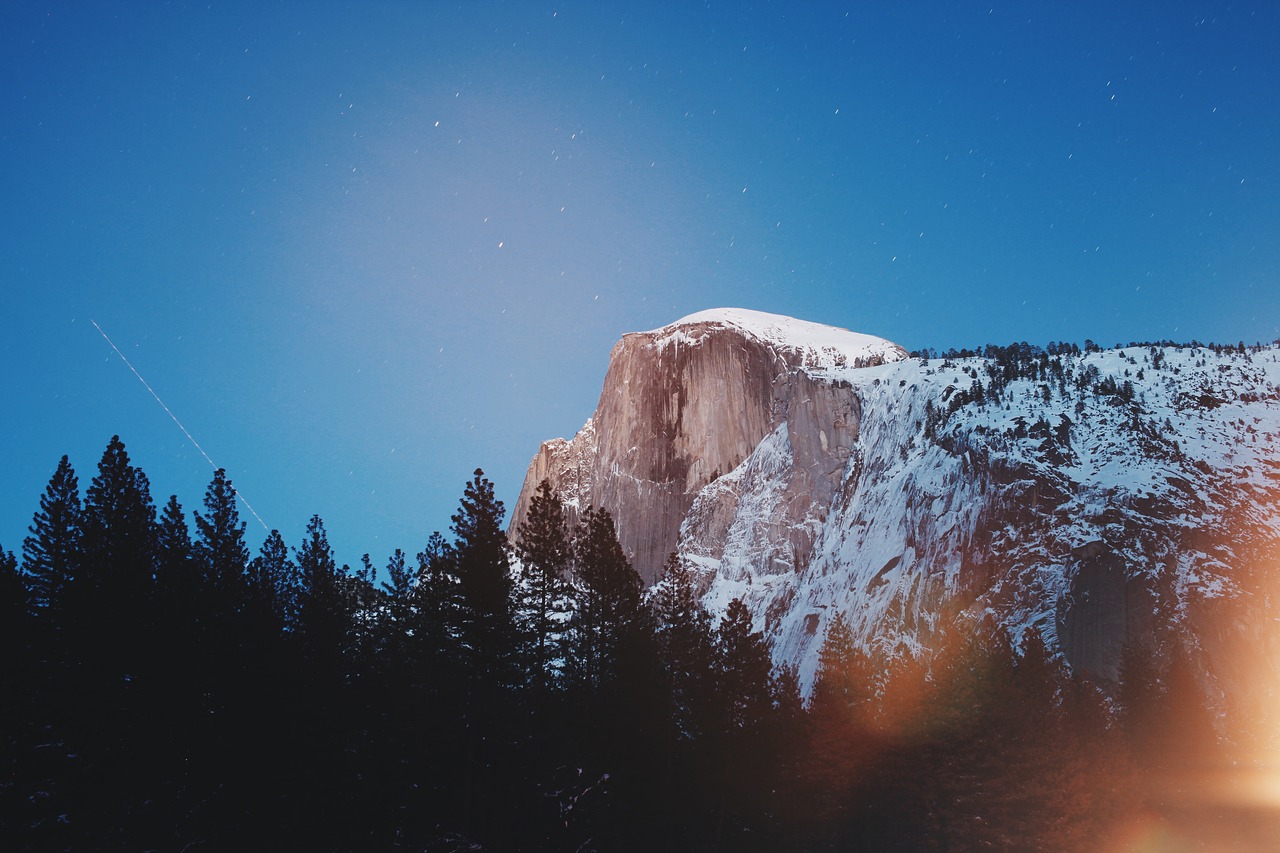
[0,435,1270,850]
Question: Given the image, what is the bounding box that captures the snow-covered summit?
[643,307,908,372]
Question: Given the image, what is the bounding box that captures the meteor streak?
[90,320,269,532]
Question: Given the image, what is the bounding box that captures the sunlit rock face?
[510,308,906,583]
[514,309,1280,696]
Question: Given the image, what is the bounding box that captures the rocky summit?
[513,308,1280,696]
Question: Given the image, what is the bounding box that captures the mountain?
[512,308,1280,695]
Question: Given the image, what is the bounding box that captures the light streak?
[90,320,269,532]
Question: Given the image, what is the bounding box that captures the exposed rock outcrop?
[514,309,1280,697]
[511,308,906,583]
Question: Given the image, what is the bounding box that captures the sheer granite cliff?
[510,309,906,584]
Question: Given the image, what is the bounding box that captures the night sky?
[4,2,1277,569]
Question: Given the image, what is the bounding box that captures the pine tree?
[0,545,23,626]
[708,598,776,846]
[248,529,298,633]
[448,471,521,840]
[155,495,195,597]
[450,469,513,662]
[21,455,82,616]
[152,494,199,658]
[0,544,36,848]
[380,548,411,599]
[568,506,644,693]
[651,552,715,741]
[296,514,345,661]
[0,544,27,668]
[806,611,878,836]
[78,436,157,665]
[514,479,572,692]
[414,531,460,658]
[715,598,774,735]
[193,468,249,613]
[810,610,873,726]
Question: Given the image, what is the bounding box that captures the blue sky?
[3,1,1277,568]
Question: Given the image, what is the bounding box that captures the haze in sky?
[3,1,1277,567]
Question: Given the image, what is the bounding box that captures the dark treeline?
[0,436,1264,850]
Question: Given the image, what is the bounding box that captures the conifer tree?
[715,598,774,735]
[0,544,32,838]
[568,506,644,693]
[194,468,249,611]
[297,515,343,652]
[152,494,199,665]
[380,548,411,599]
[248,529,297,632]
[450,469,513,661]
[414,531,460,659]
[21,455,82,617]
[155,495,194,595]
[447,471,521,839]
[810,610,873,725]
[79,436,157,664]
[0,545,27,669]
[706,598,776,846]
[651,552,715,740]
[514,479,572,691]
[0,546,23,624]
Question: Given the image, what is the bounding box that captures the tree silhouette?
[248,528,298,633]
[78,436,157,675]
[514,479,572,693]
[652,552,715,742]
[451,468,513,665]
[193,468,249,615]
[568,506,644,694]
[21,455,81,618]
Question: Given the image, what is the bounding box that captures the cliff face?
[510,308,906,583]
[513,308,1280,695]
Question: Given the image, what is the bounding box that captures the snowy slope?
[687,342,1280,692]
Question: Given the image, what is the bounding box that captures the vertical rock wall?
[511,318,889,583]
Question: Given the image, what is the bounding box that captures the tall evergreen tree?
[21,455,82,616]
[651,552,715,740]
[447,471,522,841]
[152,494,199,657]
[193,468,249,611]
[568,506,644,693]
[380,548,411,599]
[78,436,157,667]
[414,531,460,659]
[715,598,774,735]
[810,610,873,725]
[155,495,195,596]
[296,514,345,661]
[248,529,298,633]
[514,479,572,691]
[0,546,23,629]
[81,436,156,591]
[450,468,513,661]
[707,597,777,847]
